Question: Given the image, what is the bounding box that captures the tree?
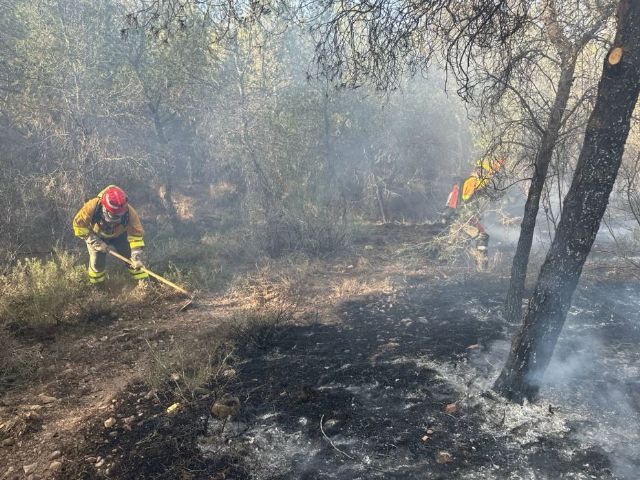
[500,1,614,323]
[494,0,640,401]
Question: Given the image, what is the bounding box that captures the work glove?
[86,234,108,253]
[130,249,145,270]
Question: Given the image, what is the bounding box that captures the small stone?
[123,415,136,425]
[48,461,62,472]
[144,390,156,400]
[38,394,57,404]
[210,396,240,419]
[436,451,453,464]
[25,411,41,420]
[23,463,37,475]
[426,429,434,435]
[85,457,97,463]
[444,403,459,414]
[421,435,429,442]
[1,438,15,447]
[170,373,180,382]
[100,336,109,342]
[95,459,105,468]
[104,417,116,428]
[48,451,62,460]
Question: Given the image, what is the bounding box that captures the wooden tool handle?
[107,249,191,297]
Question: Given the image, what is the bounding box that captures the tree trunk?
[375,177,388,223]
[323,89,335,183]
[494,0,640,403]
[150,105,180,225]
[504,56,577,323]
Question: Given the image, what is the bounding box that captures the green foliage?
[0,251,94,330]
[0,0,473,264]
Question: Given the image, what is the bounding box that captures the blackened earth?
[62,275,640,479]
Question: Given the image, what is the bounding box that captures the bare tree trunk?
[150,104,180,225]
[504,56,577,323]
[494,0,640,403]
[375,177,388,223]
[323,88,334,182]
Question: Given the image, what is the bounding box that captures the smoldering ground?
[190,275,639,479]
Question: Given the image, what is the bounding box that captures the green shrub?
[0,250,92,329]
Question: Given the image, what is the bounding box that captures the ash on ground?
[197,276,640,479]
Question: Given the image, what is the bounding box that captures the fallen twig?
[320,414,355,460]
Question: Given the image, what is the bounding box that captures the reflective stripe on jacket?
[72,197,145,249]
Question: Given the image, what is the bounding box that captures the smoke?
[415,286,640,480]
[541,322,640,480]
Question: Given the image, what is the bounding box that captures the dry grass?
[142,307,293,403]
[223,257,314,309]
[329,276,394,300]
[230,307,294,350]
[143,333,235,403]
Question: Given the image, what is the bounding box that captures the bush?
[253,204,350,258]
[0,250,93,330]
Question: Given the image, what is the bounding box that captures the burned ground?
[58,271,640,479]
[198,276,637,479]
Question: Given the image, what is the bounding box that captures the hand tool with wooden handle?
[107,248,195,310]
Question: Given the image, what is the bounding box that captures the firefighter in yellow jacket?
[72,185,148,284]
[441,158,504,270]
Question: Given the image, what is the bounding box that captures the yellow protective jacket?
[461,159,504,202]
[72,192,145,249]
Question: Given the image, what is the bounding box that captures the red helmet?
[100,186,128,216]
